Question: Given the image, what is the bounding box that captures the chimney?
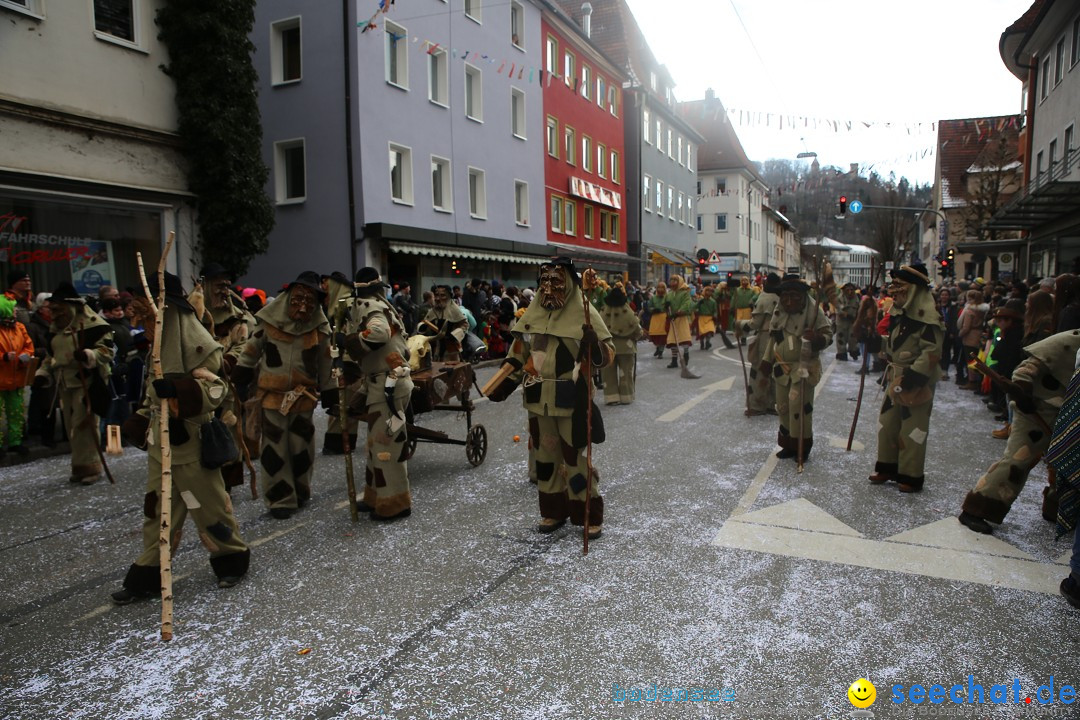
[581,2,593,37]
[705,87,715,101]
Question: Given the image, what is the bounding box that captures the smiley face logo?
[848,678,876,708]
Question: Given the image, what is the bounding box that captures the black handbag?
[200,416,239,469]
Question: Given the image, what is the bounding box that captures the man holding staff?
[113,271,249,604]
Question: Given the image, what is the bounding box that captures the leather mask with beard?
[888,280,911,308]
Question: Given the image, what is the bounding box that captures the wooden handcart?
[403,361,487,466]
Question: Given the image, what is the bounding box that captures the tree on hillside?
[962,130,1020,243]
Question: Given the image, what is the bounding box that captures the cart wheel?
[403,435,417,460]
[465,424,487,466]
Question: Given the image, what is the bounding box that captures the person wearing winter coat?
[956,289,988,389]
[0,296,34,456]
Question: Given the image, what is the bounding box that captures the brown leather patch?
[384,352,404,369]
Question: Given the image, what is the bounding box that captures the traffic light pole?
[849,204,950,274]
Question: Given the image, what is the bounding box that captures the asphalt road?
[0,338,1076,720]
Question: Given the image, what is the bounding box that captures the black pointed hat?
[147,271,195,312]
[49,281,85,304]
[286,270,326,298]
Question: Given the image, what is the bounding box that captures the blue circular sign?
[708,264,718,274]
[849,200,863,214]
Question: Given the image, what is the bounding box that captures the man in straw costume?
[112,271,249,604]
[342,267,415,521]
[867,263,944,494]
[33,281,114,485]
[486,257,614,538]
[420,285,469,362]
[231,271,333,519]
[744,272,781,416]
[758,274,832,463]
[599,282,641,406]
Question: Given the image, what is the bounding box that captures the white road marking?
[656,377,735,423]
[248,523,305,549]
[714,499,1067,595]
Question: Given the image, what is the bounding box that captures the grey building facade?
[250,0,549,291]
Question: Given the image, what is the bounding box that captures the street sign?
[708,252,721,263]
[884,261,895,270]
[848,200,863,214]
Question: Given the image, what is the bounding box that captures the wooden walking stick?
[333,301,359,522]
[735,325,751,411]
[847,350,869,451]
[581,267,598,556]
[137,231,176,642]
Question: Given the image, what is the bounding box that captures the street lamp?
[796,152,818,159]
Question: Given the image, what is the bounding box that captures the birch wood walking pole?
[333,302,359,522]
[137,230,175,642]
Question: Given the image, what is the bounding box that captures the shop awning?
[547,241,637,271]
[645,245,694,266]
[387,240,547,265]
[986,174,1080,231]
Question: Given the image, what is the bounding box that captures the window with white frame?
[583,206,594,239]
[687,197,694,224]
[1037,150,1044,177]
[650,71,657,91]
[271,17,302,84]
[511,87,526,138]
[428,47,448,105]
[667,129,674,159]
[600,211,619,243]
[510,1,524,49]
[1066,125,1074,169]
[546,36,558,74]
[582,136,593,172]
[431,156,452,212]
[469,168,486,218]
[515,180,529,225]
[464,0,481,23]
[546,116,559,158]
[274,139,306,203]
[610,151,619,184]
[716,177,726,195]
[465,63,483,121]
[667,187,673,218]
[597,143,606,178]
[1041,56,1050,99]
[564,125,576,165]
[564,199,576,236]
[678,192,685,224]
[389,143,413,205]
[643,108,651,144]
[687,145,694,172]
[596,77,605,109]
[696,180,702,195]
[1056,36,1066,85]
[643,175,652,212]
[1050,139,1058,171]
[655,180,663,214]
[385,21,408,88]
[550,195,564,233]
[696,215,703,232]
[656,120,663,152]
[716,213,727,231]
[581,66,591,99]
[1,0,44,18]
[607,86,617,116]
[564,51,575,87]
[93,0,137,45]
[677,136,684,165]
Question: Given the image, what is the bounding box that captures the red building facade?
[540,12,627,270]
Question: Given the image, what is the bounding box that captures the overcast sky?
[623,0,1033,186]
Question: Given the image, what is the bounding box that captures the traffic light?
[696,248,709,271]
[945,247,955,277]
[451,259,461,276]
[726,271,733,282]
[838,195,848,216]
